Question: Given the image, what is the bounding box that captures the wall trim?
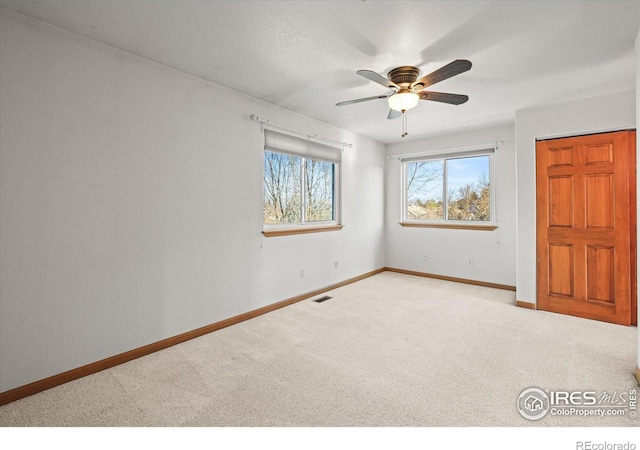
[0,267,385,406]
[635,366,640,386]
[515,300,537,310]
[384,267,517,291]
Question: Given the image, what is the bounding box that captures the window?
[402,150,495,228]
[263,152,336,224]
[263,130,341,234]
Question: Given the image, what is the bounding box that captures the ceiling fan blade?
[336,93,391,106]
[356,69,400,90]
[411,59,472,91]
[418,91,469,105]
[387,109,402,120]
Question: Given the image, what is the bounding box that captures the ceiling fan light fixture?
[388,92,419,112]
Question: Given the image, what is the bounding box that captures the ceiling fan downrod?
[401,110,408,138]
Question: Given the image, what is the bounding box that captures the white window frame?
[400,148,496,229]
[262,129,342,234]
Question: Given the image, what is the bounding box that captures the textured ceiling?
[1,0,638,143]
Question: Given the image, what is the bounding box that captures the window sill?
[399,222,497,231]
[262,224,344,237]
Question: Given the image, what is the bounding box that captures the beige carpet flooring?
[0,271,637,427]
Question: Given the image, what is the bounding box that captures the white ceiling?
[1,0,638,144]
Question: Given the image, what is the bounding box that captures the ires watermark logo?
[517,387,550,420]
[517,387,637,421]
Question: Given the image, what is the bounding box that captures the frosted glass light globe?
[388,92,419,112]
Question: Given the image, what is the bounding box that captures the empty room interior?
[1,0,640,433]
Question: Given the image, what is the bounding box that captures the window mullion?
[401,162,407,222]
[443,158,448,221]
[301,157,307,225]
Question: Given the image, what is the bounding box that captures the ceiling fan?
[336,59,472,137]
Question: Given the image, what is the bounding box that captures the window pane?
[446,155,490,221]
[305,159,334,222]
[406,160,444,219]
[263,151,302,224]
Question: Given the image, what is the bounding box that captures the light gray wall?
[0,11,386,392]
[384,123,517,286]
[515,91,636,305]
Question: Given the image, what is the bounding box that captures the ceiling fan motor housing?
[388,66,420,87]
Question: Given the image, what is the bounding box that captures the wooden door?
[536,130,636,326]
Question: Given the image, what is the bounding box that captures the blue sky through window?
[446,156,489,191]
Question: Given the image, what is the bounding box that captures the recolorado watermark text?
[576,442,636,450]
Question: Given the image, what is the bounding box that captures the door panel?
[548,243,573,297]
[548,147,573,167]
[585,143,613,165]
[536,131,636,325]
[585,246,614,303]
[548,176,574,227]
[585,174,613,229]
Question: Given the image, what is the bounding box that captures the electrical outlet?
[422,255,428,262]
[334,260,339,269]
[300,268,305,278]
[467,258,474,266]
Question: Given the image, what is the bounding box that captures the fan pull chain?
[401,110,408,138]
